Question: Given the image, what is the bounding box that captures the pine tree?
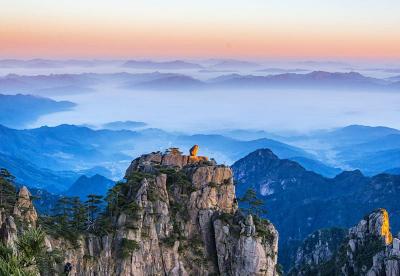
[85,194,103,231]
[0,168,17,213]
[104,183,123,217]
[70,197,86,232]
[53,196,73,227]
[239,188,267,217]
[0,228,62,275]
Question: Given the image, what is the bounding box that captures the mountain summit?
[0,148,279,275]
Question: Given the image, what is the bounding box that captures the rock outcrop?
[48,148,279,275]
[189,144,199,157]
[342,209,398,276]
[288,228,347,275]
[290,208,400,276]
[0,186,38,250]
[13,186,38,228]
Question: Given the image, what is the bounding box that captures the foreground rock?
[1,185,38,250]
[47,148,280,275]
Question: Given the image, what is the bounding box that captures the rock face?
[13,186,38,228]
[288,228,347,275]
[0,186,38,250]
[290,209,400,276]
[50,148,279,275]
[189,144,199,157]
[232,148,400,270]
[342,209,398,276]
[214,214,278,276]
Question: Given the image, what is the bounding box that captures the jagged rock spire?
[13,186,38,228]
[349,208,393,246]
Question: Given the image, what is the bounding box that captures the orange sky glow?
[1,0,399,60]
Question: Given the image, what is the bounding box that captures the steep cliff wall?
[41,149,279,275]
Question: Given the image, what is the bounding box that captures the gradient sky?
[1,0,400,59]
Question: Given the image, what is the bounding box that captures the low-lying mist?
[32,85,400,134]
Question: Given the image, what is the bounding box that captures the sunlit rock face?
[189,144,199,157]
[48,148,279,275]
[380,209,393,245]
[126,147,210,173]
[289,208,400,276]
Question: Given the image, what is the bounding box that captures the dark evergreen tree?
[85,194,103,231]
[0,168,17,213]
[239,188,267,217]
[104,183,122,217]
[70,197,86,232]
[53,196,73,226]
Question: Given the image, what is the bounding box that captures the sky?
[0,0,400,59]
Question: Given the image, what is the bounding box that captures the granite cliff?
[290,209,400,275]
[0,148,279,275]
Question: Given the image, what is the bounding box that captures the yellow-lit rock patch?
[381,209,393,245]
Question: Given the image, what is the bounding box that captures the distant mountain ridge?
[283,124,400,176]
[0,124,313,191]
[0,152,78,192]
[208,59,262,69]
[2,123,399,192]
[0,59,121,68]
[122,59,203,69]
[208,71,390,91]
[0,94,75,128]
[65,174,114,200]
[102,120,147,130]
[1,71,398,93]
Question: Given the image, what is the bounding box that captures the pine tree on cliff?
[85,194,103,231]
[239,188,267,217]
[53,196,73,226]
[0,168,17,213]
[104,183,123,217]
[70,197,86,232]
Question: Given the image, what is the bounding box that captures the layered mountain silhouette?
[0,59,120,68]
[2,123,400,192]
[102,120,147,130]
[283,124,400,176]
[0,124,311,191]
[122,59,203,69]
[2,71,398,94]
[0,94,75,128]
[208,71,389,91]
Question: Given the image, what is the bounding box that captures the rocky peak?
[290,208,400,276]
[126,146,212,175]
[13,186,38,228]
[0,186,37,251]
[349,208,393,246]
[333,169,364,181]
[47,147,279,275]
